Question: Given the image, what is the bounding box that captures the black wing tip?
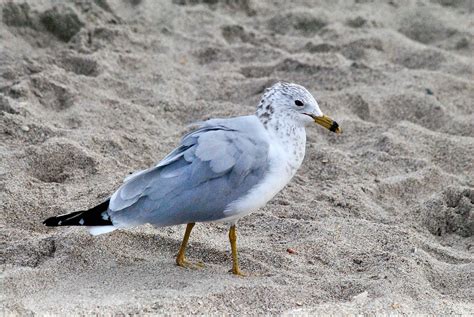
[42,200,112,227]
[43,216,60,226]
[42,209,84,227]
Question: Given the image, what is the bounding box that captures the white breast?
[222,139,299,223]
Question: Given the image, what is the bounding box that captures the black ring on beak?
[329,121,339,133]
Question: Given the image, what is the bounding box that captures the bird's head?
[256,82,342,133]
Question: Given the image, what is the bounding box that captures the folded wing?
[108,116,270,227]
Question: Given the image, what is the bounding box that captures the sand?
[1,0,473,315]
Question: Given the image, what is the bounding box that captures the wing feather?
[108,116,269,226]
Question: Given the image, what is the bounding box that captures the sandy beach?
[1,0,473,315]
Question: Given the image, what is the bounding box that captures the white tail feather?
[87,226,116,236]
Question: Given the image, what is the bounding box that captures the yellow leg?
[229,225,246,276]
[176,223,203,268]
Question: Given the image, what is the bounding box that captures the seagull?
[43,82,342,275]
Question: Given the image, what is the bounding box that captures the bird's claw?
[230,268,247,277]
[176,257,204,269]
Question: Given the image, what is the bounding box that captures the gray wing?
[108,117,269,227]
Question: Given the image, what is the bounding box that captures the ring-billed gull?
[43,82,342,275]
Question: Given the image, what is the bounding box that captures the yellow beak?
[313,114,342,133]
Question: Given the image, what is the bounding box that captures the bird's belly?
[222,152,295,222]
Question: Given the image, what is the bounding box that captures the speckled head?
[256,82,342,133]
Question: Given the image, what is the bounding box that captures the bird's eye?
[294,100,304,107]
